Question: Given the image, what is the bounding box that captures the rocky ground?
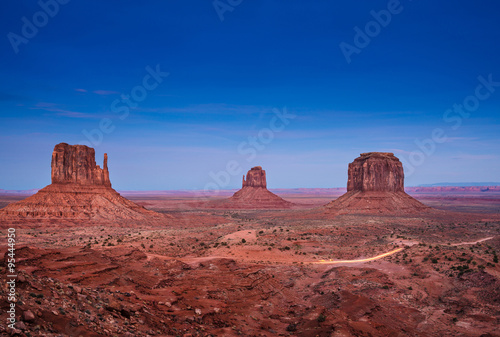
[1,192,500,337]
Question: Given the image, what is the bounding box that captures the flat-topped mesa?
[242,166,267,188]
[325,152,431,215]
[51,143,111,187]
[347,152,404,192]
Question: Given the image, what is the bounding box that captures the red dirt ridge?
[0,143,162,221]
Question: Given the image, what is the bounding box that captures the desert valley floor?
[1,188,499,337]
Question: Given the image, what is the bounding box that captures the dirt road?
[311,248,404,265]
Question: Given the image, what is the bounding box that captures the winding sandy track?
[451,236,494,246]
[310,236,496,265]
[311,248,404,265]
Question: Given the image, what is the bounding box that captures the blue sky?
[1,0,499,190]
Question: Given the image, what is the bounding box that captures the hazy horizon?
[2,182,500,193]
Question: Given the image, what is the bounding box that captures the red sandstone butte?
[325,152,430,214]
[347,152,404,192]
[51,143,111,186]
[0,143,161,221]
[220,166,293,209]
[242,166,267,188]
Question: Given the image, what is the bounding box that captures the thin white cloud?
[451,154,498,160]
[30,102,92,118]
[444,137,478,143]
[133,103,271,115]
[93,90,120,96]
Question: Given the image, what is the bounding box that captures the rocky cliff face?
[347,152,404,192]
[326,152,430,214]
[242,166,267,188]
[51,143,111,187]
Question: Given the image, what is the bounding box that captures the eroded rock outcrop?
[325,152,430,214]
[347,152,404,192]
[242,166,267,188]
[51,143,111,186]
[0,143,161,221]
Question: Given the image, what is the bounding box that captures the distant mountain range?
[417,182,500,187]
[0,189,40,194]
